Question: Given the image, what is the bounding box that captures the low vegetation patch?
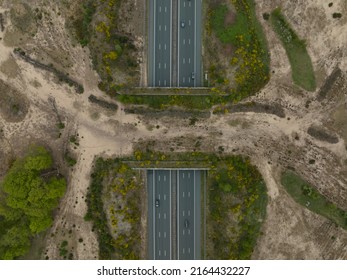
[0,79,29,122]
[85,158,142,259]
[281,171,347,229]
[307,126,339,144]
[208,0,270,101]
[207,156,267,259]
[67,0,139,95]
[270,8,316,91]
[0,146,66,259]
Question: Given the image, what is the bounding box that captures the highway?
[178,0,202,87]
[177,170,195,259]
[149,0,172,87]
[148,170,171,260]
[147,169,202,260]
[148,0,202,87]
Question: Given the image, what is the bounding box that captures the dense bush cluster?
[0,146,66,259]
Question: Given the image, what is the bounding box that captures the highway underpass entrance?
[147,169,205,260]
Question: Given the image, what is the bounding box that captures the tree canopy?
[0,146,66,259]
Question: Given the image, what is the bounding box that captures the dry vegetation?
[0,0,347,260]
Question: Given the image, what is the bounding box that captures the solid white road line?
[194,169,196,259]
[178,0,180,87]
[153,170,155,259]
[194,0,197,87]
[153,0,156,86]
[177,170,180,259]
[170,0,172,87]
[169,170,172,259]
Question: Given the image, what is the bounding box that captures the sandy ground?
[0,0,347,259]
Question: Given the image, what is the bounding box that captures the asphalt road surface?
[148,169,202,260]
[149,0,202,87]
[149,0,172,87]
[148,170,171,260]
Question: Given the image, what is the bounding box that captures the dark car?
[155,199,160,208]
[184,219,189,228]
[191,72,195,80]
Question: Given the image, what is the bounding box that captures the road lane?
[154,170,171,259]
[154,0,172,87]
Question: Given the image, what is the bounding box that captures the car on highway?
[184,219,189,228]
[155,199,160,208]
[191,72,195,80]
[181,21,185,28]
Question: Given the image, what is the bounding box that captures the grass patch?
[209,0,270,101]
[281,170,347,229]
[270,8,316,91]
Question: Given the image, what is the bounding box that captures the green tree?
[0,146,66,259]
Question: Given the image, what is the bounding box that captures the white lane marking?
[153,0,156,86]
[183,210,185,216]
[188,210,191,216]
[159,6,161,12]
[164,250,167,257]
[183,39,185,45]
[170,0,172,87]
[188,173,190,179]
[189,1,191,7]
[159,212,161,219]
[164,213,166,220]
[188,229,191,235]
[164,194,166,200]
[183,77,185,83]
[165,6,167,12]
[153,170,155,259]
[189,39,191,45]
[183,192,185,198]
[189,77,191,83]
[159,80,161,86]
[184,2,186,8]
[159,25,161,31]
[164,232,167,238]
[189,58,191,64]
[189,20,191,26]
[159,194,161,199]
[183,173,185,179]
[194,0,197,87]
[158,63,161,69]
[165,25,167,31]
[159,250,161,257]
[183,58,185,64]
[159,43,161,50]
[183,229,185,236]
[169,170,172,259]
[164,80,167,86]
[188,191,191,197]
[165,44,167,50]
[178,0,180,87]
[164,175,166,181]
[188,248,191,254]
[159,231,161,238]
[183,248,185,254]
